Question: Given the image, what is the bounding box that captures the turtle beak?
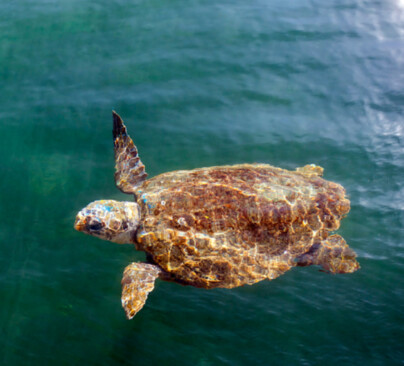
[74,214,85,231]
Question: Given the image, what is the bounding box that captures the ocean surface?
[1,0,403,365]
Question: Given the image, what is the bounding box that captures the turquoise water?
[1,0,403,365]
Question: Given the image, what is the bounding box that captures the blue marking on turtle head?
[93,203,112,212]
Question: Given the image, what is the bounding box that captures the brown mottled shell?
[135,164,350,289]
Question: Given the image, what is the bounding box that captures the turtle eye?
[87,221,104,231]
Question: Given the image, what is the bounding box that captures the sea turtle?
[74,112,360,319]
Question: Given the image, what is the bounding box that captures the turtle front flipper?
[296,235,360,274]
[121,262,162,319]
[113,111,148,195]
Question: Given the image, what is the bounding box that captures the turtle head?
[74,200,140,244]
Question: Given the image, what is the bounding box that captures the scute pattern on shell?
[135,164,351,289]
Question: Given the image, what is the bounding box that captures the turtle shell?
[135,164,350,289]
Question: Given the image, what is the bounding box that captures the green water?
[1,0,403,365]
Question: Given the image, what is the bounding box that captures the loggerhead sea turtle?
[74,112,360,319]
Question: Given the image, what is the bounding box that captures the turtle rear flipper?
[296,164,324,177]
[121,262,162,319]
[113,111,148,195]
[296,235,360,274]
